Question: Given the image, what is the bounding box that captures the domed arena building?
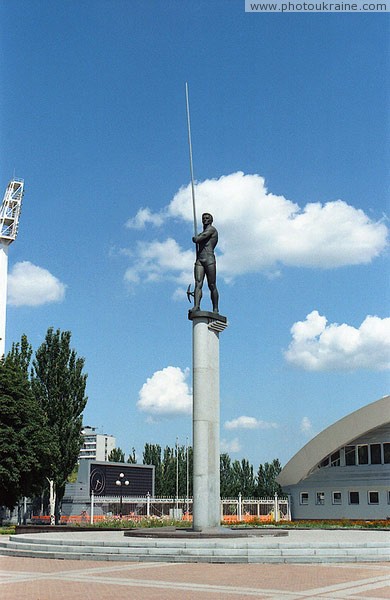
[277,395,390,520]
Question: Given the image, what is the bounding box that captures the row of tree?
[109,443,283,498]
[0,329,88,521]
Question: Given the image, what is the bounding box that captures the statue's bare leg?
[205,263,219,313]
[193,263,205,311]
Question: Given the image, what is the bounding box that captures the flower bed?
[232,518,390,529]
[28,515,390,530]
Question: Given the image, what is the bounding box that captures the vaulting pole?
[185,82,198,237]
[185,85,228,531]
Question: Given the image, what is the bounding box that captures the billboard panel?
[89,462,154,496]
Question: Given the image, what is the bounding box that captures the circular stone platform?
[124,526,288,538]
[1,528,389,563]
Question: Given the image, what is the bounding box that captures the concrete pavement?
[1,529,389,598]
[1,553,389,599]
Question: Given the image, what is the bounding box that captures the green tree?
[176,444,192,498]
[256,459,283,497]
[127,447,137,463]
[5,334,32,378]
[108,447,125,462]
[143,443,163,495]
[220,453,233,497]
[240,458,256,497]
[182,444,193,498]
[160,445,176,497]
[0,358,52,509]
[142,443,192,497]
[31,328,88,522]
[229,458,255,497]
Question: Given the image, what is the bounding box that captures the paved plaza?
[1,554,390,599]
[1,529,389,599]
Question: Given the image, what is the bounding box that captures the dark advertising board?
[89,462,154,496]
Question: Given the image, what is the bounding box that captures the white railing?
[78,493,291,524]
[28,494,291,525]
[221,493,291,522]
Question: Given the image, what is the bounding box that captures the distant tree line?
[109,443,283,498]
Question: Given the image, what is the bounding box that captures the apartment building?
[79,426,116,462]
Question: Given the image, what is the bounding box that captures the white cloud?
[124,238,193,287]
[300,416,313,434]
[123,268,140,284]
[224,415,278,430]
[126,207,165,229]
[137,366,192,416]
[8,261,66,307]
[285,311,390,371]
[220,437,241,454]
[124,172,388,287]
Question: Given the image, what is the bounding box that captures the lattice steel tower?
[0,179,24,357]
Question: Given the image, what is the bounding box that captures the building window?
[345,446,356,466]
[300,492,309,505]
[349,491,359,505]
[384,444,390,464]
[368,491,379,504]
[357,445,369,465]
[370,444,382,464]
[330,450,340,466]
[388,491,390,504]
[332,491,342,505]
[316,492,325,505]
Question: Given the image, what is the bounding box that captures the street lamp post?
[175,437,179,513]
[186,437,189,517]
[90,489,94,525]
[115,472,129,518]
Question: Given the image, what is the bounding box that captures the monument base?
[124,526,288,538]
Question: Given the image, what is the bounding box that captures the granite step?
[0,534,389,564]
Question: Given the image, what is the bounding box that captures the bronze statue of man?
[192,213,219,313]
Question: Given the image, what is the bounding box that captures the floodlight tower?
[0,179,24,357]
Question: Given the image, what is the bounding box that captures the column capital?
[188,310,227,322]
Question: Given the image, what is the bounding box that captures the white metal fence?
[4,494,291,526]
[83,493,291,524]
[221,493,291,523]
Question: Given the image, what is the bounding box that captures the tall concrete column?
[189,310,228,531]
[0,242,9,358]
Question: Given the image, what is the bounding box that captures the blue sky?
[1,1,389,468]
